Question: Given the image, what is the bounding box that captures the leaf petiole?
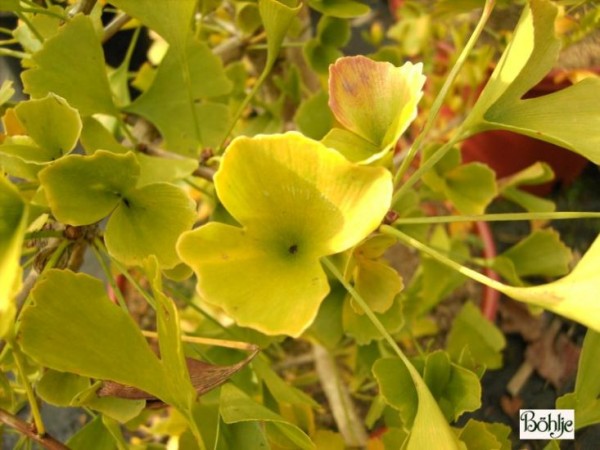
[93,238,156,309]
[392,211,600,225]
[12,346,45,437]
[393,0,497,195]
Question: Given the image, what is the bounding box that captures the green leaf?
[105,183,196,268]
[135,154,198,187]
[0,136,47,180]
[17,270,170,400]
[0,0,20,11]
[66,416,116,450]
[39,150,140,225]
[0,175,27,338]
[259,0,302,70]
[321,128,381,163]
[556,330,600,429]
[36,370,90,406]
[373,358,418,426]
[499,229,572,279]
[498,163,556,213]
[307,0,370,18]
[253,357,319,409]
[126,39,232,156]
[294,91,335,140]
[218,421,270,450]
[304,39,343,75]
[443,163,497,215]
[498,235,600,331]
[457,419,511,450]
[353,259,403,314]
[446,302,506,370]
[422,147,496,214]
[177,132,392,336]
[82,396,145,424]
[146,258,197,413]
[372,357,463,449]
[219,383,315,450]
[463,0,600,164]
[14,94,82,159]
[21,15,118,116]
[80,117,130,155]
[328,56,425,162]
[317,16,351,47]
[308,284,345,348]
[0,80,14,106]
[343,296,403,345]
[109,0,196,51]
[422,351,481,422]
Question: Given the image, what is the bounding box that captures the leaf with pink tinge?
[328,56,425,162]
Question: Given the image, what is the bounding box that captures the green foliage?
[22,15,118,116]
[1,0,599,447]
[556,330,600,429]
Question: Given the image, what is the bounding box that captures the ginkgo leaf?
[22,15,118,117]
[126,39,232,156]
[38,150,140,225]
[328,56,425,162]
[17,270,170,401]
[372,357,463,449]
[388,227,600,333]
[105,183,196,269]
[259,0,302,70]
[500,235,600,331]
[0,175,27,338]
[14,94,82,159]
[18,269,257,419]
[109,0,196,51]
[556,330,600,429]
[462,0,600,164]
[177,132,392,336]
[220,384,315,450]
[307,0,369,18]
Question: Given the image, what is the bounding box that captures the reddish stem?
[0,408,69,450]
[475,221,501,321]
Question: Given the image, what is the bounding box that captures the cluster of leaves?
[1,0,600,449]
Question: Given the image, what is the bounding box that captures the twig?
[313,343,368,448]
[68,0,97,16]
[0,408,70,450]
[102,13,131,44]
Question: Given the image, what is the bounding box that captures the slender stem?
[380,225,507,292]
[90,243,129,312]
[24,230,64,241]
[184,177,213,196]
[117,116,137,146]
[217,68,270,153]
[94,238,156,309]
[41,240,70,274]
[141,330,257,351]
[102,13,131,43]
[321,257,406,360]
[68,0,97,16]
[393,211,600,225]
[0,48,29,59]
[12,347,45,437]
[16,12,44,43]
[393,0,497,192]
[393,138,458,203]
[20,7,66,20]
